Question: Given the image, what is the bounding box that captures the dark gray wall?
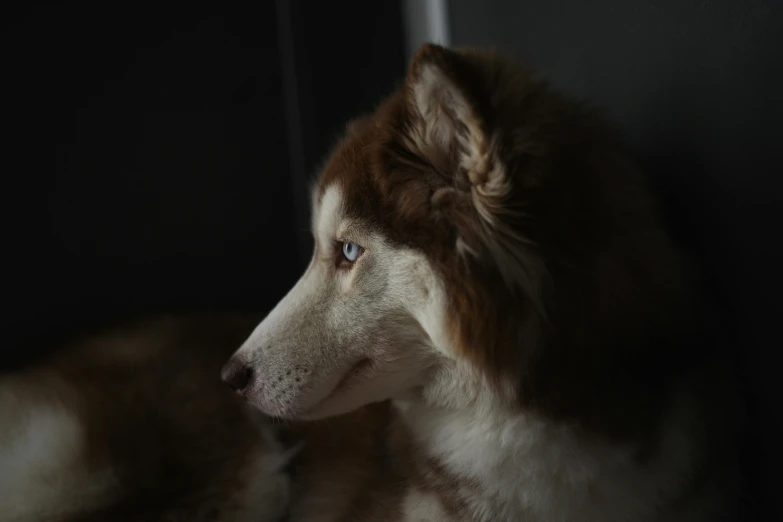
[4,5,296,368]
[3,2,406,370]
[447,1,781,519]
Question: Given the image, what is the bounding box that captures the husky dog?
[223,44,741,522]
[1,43,741,522]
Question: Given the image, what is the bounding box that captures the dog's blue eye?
[342,241,361,262]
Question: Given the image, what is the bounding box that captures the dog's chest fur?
[394,400,702,522]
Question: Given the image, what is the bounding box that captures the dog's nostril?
[220,359,252,393]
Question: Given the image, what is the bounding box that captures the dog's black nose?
[221,359,252,393]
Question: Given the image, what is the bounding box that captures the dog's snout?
[221,358,252,393]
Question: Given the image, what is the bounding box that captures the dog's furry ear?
[404,44,544,308]
[405,44,493,183]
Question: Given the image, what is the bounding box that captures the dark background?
[3,1,780,519]
[3,1,407,366]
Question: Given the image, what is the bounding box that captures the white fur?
[0,386,116,521]
[394,354,737,522]
[404,490,449,521]
[398,388,703,522]
[315,184,344,251]
[398,249,455,361]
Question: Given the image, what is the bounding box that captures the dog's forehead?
[311,129,378,240]
[313,121,386,224]
[310,95,438,247]
[317,118,377,192]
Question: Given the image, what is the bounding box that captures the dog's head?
[222,44,689,426]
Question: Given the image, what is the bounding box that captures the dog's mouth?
[304,357,375,416]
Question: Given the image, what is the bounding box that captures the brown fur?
[280,403,403,522]
[318,44,722,442]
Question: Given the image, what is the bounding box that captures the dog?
[1,43,741,522]
[0,314,292,522]
[223,44,743,521]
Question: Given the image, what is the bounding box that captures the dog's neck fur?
[393,361,537,521]
[390,354,730,522]
[391,361,648,522]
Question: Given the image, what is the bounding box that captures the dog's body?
[2,44,741,521]
[0,315,291,522]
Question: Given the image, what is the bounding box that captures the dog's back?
[0,315,291,522]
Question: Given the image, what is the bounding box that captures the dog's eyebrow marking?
[315,184,344,247]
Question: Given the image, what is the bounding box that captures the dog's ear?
[404,44,543,307]
[404,44,493,183]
